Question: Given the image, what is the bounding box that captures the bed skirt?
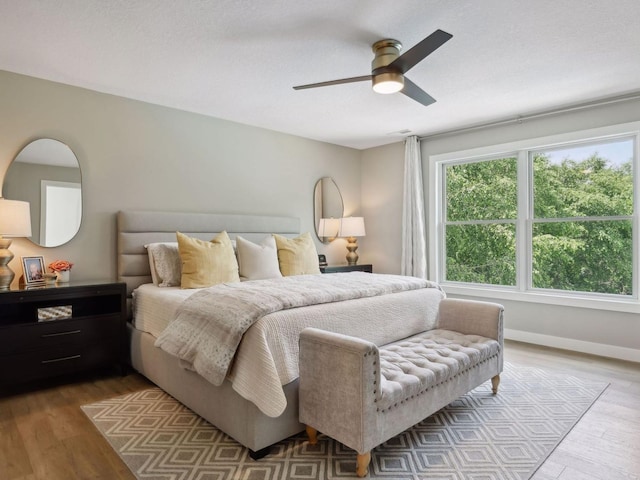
[127,323,304,452]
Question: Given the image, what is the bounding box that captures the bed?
[117,210,445,456]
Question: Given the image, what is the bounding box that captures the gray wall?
[362,97,640,361]
[0,70,362,284]
[360,141,404,273]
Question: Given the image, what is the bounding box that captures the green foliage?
[446,157,518,221]
[445,152,633,295]
[533,221,632,294]
[534,154,633,218]
[446,224,516,286]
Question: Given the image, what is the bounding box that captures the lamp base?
[0,237,15,290]
[346,236,359,266]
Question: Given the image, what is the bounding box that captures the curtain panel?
[401,136,427,278]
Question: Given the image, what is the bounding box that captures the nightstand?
[0,280,126,386]
[320,264,373,273]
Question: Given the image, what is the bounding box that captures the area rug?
[82,363,607,480]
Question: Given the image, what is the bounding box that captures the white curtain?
[401,136,427,278]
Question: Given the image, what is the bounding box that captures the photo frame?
[21,256,46,285]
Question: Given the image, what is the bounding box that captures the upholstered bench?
[299,298,504,477]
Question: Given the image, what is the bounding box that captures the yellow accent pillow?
[177,231,240,288]
[273,232,321,276]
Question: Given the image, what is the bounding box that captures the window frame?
[429,121,640,313]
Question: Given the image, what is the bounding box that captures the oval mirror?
[3,139,82,247]
[313,177,344,243]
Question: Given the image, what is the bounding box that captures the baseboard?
[504,328,640,363]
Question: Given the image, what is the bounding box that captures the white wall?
[360,142,404,273]
[0,70,361,285]
[362,98,640,361]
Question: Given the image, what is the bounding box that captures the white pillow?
[145,242,182,287]
[236,235,283,281]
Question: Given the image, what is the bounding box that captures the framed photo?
[22,256,46,285]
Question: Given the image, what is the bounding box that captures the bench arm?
[299,327,379,453]
[437,298,504,342]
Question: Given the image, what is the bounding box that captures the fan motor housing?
[371,39,402,72]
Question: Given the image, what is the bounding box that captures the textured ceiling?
[1,0,640,150]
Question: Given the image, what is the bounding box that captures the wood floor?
[1,341,638,480]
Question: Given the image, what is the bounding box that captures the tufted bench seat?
[299,298,504,477]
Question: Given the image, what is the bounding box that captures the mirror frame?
[3,138,82,247]
[313,177,344,244]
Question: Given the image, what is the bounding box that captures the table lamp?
[339,216,366,265]
[0,198,32,290]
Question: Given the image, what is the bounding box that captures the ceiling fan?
[293,29,452,106]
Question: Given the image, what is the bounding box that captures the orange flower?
[48,260,73,272]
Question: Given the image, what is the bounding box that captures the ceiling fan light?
[372,72,404,94]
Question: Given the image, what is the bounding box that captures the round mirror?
[3,139,82,247]
[313,177,344,243]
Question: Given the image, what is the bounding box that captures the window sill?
[441,283,640,314]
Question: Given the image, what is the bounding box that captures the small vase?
[56,270,70,283]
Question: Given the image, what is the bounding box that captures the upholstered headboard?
[117,210,300,296]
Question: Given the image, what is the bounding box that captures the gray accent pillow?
[145,242,182,287]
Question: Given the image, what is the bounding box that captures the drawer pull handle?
[41,330,82,338]
[41,354,81,364]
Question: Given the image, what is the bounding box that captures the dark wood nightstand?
[0,280,126,387]
[320,264,373,273]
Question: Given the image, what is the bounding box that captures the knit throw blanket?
[155,272,439,386]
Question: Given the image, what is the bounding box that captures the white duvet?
[133,273,445,417]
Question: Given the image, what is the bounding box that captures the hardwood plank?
[558,467,607,480]
[0,417,33,480]
[542,449,640,480]
[560,431,640,471]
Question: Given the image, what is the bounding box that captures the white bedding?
[132,275,446,417]
[132,284,196,336]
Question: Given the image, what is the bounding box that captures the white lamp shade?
[0,199,32,237]
[339,216,366,237]
[318,217,340,237]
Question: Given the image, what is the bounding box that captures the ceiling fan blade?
[293,75,372,90]
[401,77,436,106]
[389,29,452,74]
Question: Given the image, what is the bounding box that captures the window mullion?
[439,162,446,282]
[634,134,640,298]
[516,150,530,292]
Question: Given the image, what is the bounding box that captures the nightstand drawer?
[0,314,122,355]
[0,338,120,384]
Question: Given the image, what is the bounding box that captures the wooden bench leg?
[356,451,371,477]
[491,374,500,394]
[306,425,318,445]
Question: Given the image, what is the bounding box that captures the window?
[445,156,518,286]
[431,123,638,303]
[531,140,633,295]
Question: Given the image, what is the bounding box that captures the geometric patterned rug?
[81,363,608,480]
